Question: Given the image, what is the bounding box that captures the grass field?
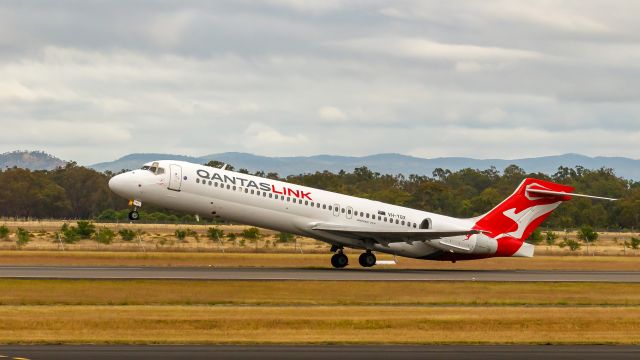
[1,251,639,270]
[1,280,639,306]
[0,305,638,344]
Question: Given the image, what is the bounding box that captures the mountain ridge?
[89,152,640,180]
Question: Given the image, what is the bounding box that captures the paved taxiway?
[0,266,638,282]
[1,345,639,360]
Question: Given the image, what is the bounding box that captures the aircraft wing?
[311,223,478,244]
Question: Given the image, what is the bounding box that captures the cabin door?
[168,164,183,191]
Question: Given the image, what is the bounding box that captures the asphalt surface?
[0,266,638,282]
[1,345,639,360]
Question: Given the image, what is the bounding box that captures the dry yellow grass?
[0,305,638,344]
[0,251,638,270]
[2,220,640,256]
[0,280,639,306]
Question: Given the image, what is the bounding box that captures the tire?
[331,253,348,268]
[359,252,376,267]
[128,210,140,221]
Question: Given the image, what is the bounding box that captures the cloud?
[317,106,347,121]
[244,123,308,151]
[333,37,544,62]
[1,1,640,164]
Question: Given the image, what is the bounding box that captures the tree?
[577,225,598,255]
[545,231,558,249]
[204,160,234,171]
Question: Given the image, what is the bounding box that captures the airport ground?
[0,221,638,348]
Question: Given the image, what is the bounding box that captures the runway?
[0,266,638,282]
[1,345,639,360]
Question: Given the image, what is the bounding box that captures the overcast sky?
[1,0,639,164]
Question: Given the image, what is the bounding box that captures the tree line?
[1,160,640,230]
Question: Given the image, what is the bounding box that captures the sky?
[1,0,640,165]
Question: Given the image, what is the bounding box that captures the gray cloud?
[1,0,639,164]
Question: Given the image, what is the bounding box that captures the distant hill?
[90,152,640,180]
[0,150,66,170]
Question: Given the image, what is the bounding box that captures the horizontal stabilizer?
[527,188,617,201]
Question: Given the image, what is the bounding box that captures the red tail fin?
[472,178,573,256]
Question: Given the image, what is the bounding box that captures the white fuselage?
[108,160,499,259]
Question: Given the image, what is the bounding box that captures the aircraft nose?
[108,173,129,197]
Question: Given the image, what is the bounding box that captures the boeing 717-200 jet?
[108,160,615,268]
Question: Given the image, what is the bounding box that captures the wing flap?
[311,223,478,243]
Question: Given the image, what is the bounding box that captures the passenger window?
[366,214,370,218]
[317,203,320,208]
[341,208,345,214]
[196,178,200,183]
[269,193,273,198]
[328,205,332,211]
[305,201,309,205]
[208,181,212,185]
[395,219,399,224]
[347,209,351,215]
[384,217,387,222]
[287,197,290,202]
[401,221,405,225]
[244,189,248,193]
[310,202,314,207]
[251,190,255,194]
[226,184,230,189]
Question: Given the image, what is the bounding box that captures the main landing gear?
[358,251,377,268]
[128,199,142,221]
[330,246,377,268]
[331,252,348,268]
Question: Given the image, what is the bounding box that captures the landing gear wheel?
[359,252,376,267]
[331,253,348,268]
[128,210,140,221]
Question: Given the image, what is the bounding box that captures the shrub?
[277,232,295,243]
[227,233,237,241]
[76,221,96,239]
[15,227,31,247]
[241,227,261,239]
[207,227,224,240]
[526,229,543,245]
[94,228,116,244]
[118,229,136,241]
[559,238,581,251]
[60,223,80,244]
[175,229,187,241]
[631,237,640,250]
[185,229,199,240]
[545,231,558,247]
[0,225,9,240]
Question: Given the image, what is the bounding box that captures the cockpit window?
[141,164,165,175]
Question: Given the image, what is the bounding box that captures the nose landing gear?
[128,200,142,221]
[358,251,376,267]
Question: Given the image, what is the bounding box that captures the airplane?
[108,160,616,268]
